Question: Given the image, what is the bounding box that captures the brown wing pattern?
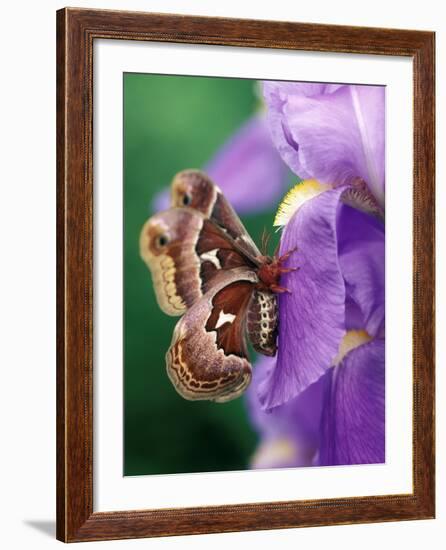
[140,207,257,315]
[210,191,261,261]
[139,208,203,316]
[205,280,253,357]
[196,219,256,293]
[171,169,261,262]
[166,268,257,402]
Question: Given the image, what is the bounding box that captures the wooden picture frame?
[56,7,435,542]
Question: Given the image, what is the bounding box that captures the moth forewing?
[139,208,205,316]
[211,190,261,262]
[140,206,261,317]
[170,169,261,263]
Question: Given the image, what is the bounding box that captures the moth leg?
[270,284,291,294]
[277,246,298,262]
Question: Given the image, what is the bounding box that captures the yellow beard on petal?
[333,329,372,366]
[273,179,332,228]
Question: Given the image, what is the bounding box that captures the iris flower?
[248,202,385,466]
[247,81,385,466]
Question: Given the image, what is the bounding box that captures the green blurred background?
[124,73,281,476]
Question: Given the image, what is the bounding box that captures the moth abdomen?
[247,290,278,357]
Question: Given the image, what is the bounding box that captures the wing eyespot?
[182,192,192,206]
[155,234,170,249]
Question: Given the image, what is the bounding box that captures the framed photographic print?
[56,7,435,542]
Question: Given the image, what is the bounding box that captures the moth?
[140,170,295,403]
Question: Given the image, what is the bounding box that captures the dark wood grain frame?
[56,7,435,543]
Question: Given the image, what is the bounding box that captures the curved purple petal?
[205,115,289,213]
[152,187,170,212]
[319,338,385,465]
[151,115,289,214]
[263,82,385,207]
[338,204,385,337]
[247,356,324,468]
[263,82,341,103]
[263,83,342,181]
[150,189,170,212]
[258,187,347,410]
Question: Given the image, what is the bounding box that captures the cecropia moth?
[140,170,295,402]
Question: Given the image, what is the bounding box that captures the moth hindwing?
[166,268,257,402]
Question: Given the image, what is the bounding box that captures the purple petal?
[206,115,289,213]
[263,82,385,206]
[258,187,347,410]
[262,82,312,181]
[152,187,170,212]
[247,356,324,468]
[151,115,289,214]
[319,338,385,465]
[338,204,385,337]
